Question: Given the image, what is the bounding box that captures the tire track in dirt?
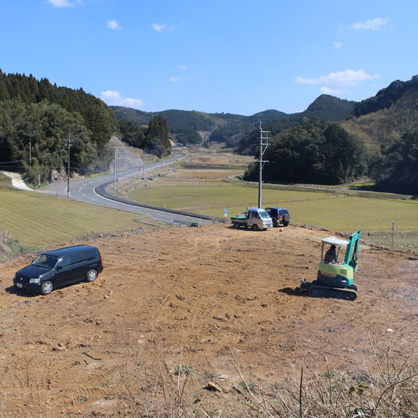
[2,355,51,416]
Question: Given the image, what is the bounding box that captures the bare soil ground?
[0,223,417,417]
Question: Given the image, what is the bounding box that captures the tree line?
[117,116,171,158]
[0,71,171,185]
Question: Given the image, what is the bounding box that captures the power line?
[0,150,65,165]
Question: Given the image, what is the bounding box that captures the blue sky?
[0,0,416,115]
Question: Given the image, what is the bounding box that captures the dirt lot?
[0,223,417,417]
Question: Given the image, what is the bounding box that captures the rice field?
[1,159,417,251]
[124,168,418,250]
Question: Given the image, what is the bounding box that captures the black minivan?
[13,245,103,295]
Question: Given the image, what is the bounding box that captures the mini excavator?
[299,230,362,300]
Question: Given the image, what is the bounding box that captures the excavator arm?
[344,230,362,271]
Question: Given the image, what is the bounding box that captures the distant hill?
[113,74,418,164]
[242,75,418,194]
[112,107,223,130]
[111,94,355,148]
[304,95,356,121]
[246,109,289,122]
[112,107,231,144]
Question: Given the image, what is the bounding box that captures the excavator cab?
[320,236,347,263]
[318,236,354,288]
[300,230,362,300]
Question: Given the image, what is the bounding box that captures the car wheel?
[273,219,278,227]
[40,280,54,295]
[86,269,98,282]
[283,222,289,227]
[252,224,259,231]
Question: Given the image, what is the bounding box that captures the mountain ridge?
[111,94,356,146]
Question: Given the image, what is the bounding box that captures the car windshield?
[32,254,59,269]
[259,210,270,219]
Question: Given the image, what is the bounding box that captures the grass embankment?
[124,168,418,250]
[0,189,154,251]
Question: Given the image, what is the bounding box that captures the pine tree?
[145,116,171,157]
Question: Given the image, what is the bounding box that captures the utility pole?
[65,135,73,198]
[142,149,145,179]
[113,146,117,190]
[258,122,270,208]
[29,139,32,167]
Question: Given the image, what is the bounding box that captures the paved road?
[39,155,213,226]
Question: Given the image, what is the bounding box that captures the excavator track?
[308,284,357,301]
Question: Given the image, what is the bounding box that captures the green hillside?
[353,76,418,117]
[341,87,418,152]
[339,76,418,194]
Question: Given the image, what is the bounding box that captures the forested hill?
[340,76,418,152]
[111,94,356,147]
[0,70,116,185]
[112,107,225,144]
[0,70,115,150]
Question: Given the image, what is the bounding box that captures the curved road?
[39,155,213,226]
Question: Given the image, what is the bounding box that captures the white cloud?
[169,76,183,82]
[100,90,145,110]
[107,19,121,30]
[320,86,343,95]
[152,23,166,32]
[177,64,188,70]
[48,0,81,7]
[353,17,388,31]
[152,23,181,32]
[295,69,379,86]
[333,42,343,49]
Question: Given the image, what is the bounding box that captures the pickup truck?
[231,207,273,231]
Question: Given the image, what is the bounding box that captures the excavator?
[299,230,362,300]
